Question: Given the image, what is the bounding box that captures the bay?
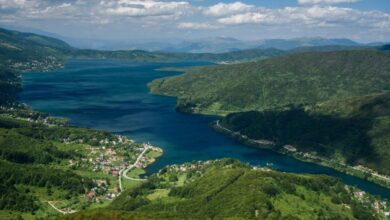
[21,59,390,199]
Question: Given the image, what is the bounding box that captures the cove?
[21,59,390,199]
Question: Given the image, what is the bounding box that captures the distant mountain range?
[2,25,387,53]
[64,36,379,53]
[0,27,286,70]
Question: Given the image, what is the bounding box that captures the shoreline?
[210,120,390,190]
[0,104,164,216]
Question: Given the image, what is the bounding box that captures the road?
[118,145,150,194]
[217,122,390,185]
[215,120,233,133]
[48,201,76,215]
[122,146,149,181]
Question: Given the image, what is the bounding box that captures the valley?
[1,26,390,219]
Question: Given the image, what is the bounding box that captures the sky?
[0,0,389,43]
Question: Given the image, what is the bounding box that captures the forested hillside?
[65,160,384,220]
[149,50,390,115]
[220,93,390,175]
[0,68,20,105]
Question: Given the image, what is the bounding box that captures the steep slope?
[0,27,73,72]
[0,27,71,50]
[219,93,390,176]
[65,160,384,220]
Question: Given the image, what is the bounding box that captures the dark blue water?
[21,59,390,199]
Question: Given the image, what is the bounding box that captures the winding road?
[48,201,76,215]
[118,145,150,193]
[123,146,149,181]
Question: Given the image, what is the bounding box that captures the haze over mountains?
[51,36,384,53]
[2,25,386,53]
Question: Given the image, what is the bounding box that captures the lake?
[21,59,390,199]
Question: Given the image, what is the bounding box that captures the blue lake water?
[21,59,390,199]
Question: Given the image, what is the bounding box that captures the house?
[283,145,297,152]
[96,179,107,187]
[353,191,366,200]
[86,191,95,201]
[112,170,120,176]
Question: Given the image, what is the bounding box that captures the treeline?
[0,160,93,193]
[0,160,94,212]
[0,182,38,212]
[0,128,74,164]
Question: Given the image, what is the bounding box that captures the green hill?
[65,160,383,220]
[0,28,72,71]
[149,50,390,115]
[0,27,71,51]
[219,93,390,176]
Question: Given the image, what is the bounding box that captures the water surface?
[21,59,390,198]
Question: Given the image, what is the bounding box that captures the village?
[67,137,163,204]
[9,56,64,72]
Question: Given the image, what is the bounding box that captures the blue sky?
[0,0,389,43]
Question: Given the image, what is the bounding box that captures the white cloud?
[214,5,390,31]
[0,0,389,42]
[101,0,190,17]
[218,12,267,25]
[204,2,254,17]
[177,22,218,29]
[0,0,26,9]
[298,0,360,5]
